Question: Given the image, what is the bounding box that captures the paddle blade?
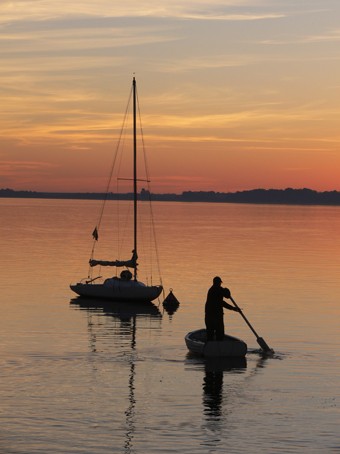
[257,337,274,353]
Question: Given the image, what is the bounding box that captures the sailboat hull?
[70,279,163,303]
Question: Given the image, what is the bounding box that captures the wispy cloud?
[0,160,58,176]
[303,29,340,43]
[155,54,262,73]
[0,1,286,23]
[260,28,340,46]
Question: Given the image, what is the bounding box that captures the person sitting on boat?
[205,276,240,341]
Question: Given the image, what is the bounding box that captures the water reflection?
[185,350,274,429]
[162,300,180,318]
[70,296,162,318]
[124,360,136,453]
[70,297,162,453]
[202,357,247,419]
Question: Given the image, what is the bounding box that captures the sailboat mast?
[133,77,137,281]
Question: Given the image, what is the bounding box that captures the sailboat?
[70,77,163,303]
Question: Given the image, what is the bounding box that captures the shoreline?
[1,187,340,206]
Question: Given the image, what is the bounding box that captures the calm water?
[0,198,339,453]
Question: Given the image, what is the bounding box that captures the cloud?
[303,29,340,43]
[0,1,286,23]
[260,28,340,46]
[0,160,58,176]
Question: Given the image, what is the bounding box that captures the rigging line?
[136,88,163,285]
[88,86,133,278]
[137,203,155,280]
[136,87,151,185]
[89,85,133,264]
[147,190,163,286]
[118,185,134,260]
[96,86,133,231]
[115,117,130,265]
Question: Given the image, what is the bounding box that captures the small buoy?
[163,289,180,316]
[163,288,180,306]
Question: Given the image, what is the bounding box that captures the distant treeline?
[1,187,340,205]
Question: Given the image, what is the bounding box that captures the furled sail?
[89,250,138,268]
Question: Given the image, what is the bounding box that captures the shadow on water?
[70,296,162,454]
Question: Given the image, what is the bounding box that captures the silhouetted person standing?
[205,276,239,341]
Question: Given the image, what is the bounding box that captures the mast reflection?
[70,297,162,453]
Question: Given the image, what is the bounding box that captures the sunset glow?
[1,1,340,193]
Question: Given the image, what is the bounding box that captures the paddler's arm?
[223,301,240,312]
[222,288,240,312]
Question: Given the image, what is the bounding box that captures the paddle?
[230,296,274,353]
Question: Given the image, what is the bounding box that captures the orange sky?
[1,1,340,193]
